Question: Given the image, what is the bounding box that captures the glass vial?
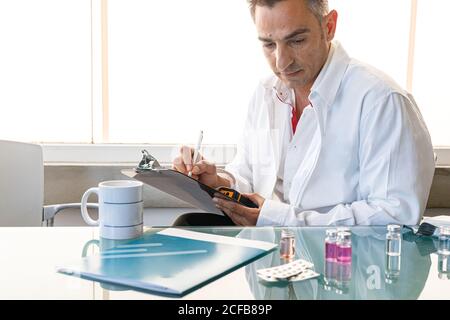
[386,224,402,256]
[280,229,295,260]
[385,255,401,284]
[335,231,352,294]
[336,231,352,264]
[335,262,352,295]
[323,260,337,291]
[323,229,338,290]
[438,226,450,256]
[325,229,338,261]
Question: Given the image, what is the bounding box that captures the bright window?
[107,0,269,145]
[1,0,450,148]
[413,0,450,147]
[0,0,92,143]
[329,0,412,88]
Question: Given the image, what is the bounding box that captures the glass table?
[0,226,449,299]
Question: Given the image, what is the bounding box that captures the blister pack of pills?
[257,259,320,283]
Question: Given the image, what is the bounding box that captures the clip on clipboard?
[121,150,258,216]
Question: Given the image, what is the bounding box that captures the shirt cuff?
[257,199,291,226]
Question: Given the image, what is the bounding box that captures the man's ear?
[324,10,338,42]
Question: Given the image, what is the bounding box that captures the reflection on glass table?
[5,226,446,299]
[77,226,450,300]
[240,227,433,300]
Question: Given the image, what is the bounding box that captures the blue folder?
[57,228,276,297]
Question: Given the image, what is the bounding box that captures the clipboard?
[121,150,258,216]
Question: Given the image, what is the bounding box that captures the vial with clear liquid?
[336,231,352,264]
[325,229,338,261]
[280,229,295,260]
[385,254,401,284]
[386,224,402,256]
[438,226,450,256]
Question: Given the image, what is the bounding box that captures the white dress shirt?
[224,41,435,226]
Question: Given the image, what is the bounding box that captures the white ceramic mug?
[81,180,144,240]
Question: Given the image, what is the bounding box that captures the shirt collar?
[263,41,351,109]
[310,41,351,109]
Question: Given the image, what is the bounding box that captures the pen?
[188,130,203,177]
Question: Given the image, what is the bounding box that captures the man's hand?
[213,193,265,226]
[172,145,230,189]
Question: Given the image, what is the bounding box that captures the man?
[172,0,435,226]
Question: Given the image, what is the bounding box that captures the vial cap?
[326,229,338,237]
[387,224,402,233]
[439,226,450,236]
[337,231,351,241]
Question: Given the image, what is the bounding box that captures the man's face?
[255,0,337,90]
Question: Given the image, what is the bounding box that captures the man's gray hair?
[247,0,329,21]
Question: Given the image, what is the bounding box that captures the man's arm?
[257,92,435,226]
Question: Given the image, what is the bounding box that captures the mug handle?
[81,187,99,226]
[81,239,99,257]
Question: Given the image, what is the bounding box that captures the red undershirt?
[291,105,299,135]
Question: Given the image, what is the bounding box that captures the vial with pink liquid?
[336,231,352,264]
[325,229,338,261]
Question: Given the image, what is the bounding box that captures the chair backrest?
[0,140,43,226]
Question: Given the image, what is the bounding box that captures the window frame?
[42,144,450,167]
[8,0,450,165]
[42,143,237,167]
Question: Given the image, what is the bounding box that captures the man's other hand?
[213,193,265,226]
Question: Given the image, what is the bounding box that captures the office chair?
[0,140,97,226]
